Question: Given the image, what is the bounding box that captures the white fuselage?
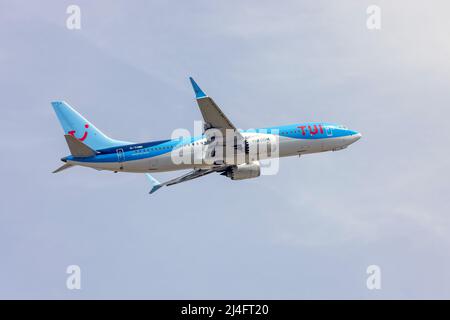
[67,131,362,173]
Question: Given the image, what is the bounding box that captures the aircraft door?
[116,148,125,169]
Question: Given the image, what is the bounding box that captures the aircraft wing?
[189,77,244,140]
[146,167,226,194]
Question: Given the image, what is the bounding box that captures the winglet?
[146,174,163,194]
[189,77,207,99]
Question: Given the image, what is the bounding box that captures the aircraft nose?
[346,130,361,144]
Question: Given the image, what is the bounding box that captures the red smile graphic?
[68,124,89,141]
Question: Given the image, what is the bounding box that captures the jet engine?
[221,161,261,180]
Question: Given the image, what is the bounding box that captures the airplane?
[52,77,361,194]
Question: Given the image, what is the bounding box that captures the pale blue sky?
[1,0,449,299]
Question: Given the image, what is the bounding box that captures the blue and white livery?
[52,77,361,193]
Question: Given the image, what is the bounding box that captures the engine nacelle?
[222,161,261,180]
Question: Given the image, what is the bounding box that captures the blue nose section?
[350,130,362,142]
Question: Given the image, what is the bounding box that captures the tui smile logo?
[68,124,89,141]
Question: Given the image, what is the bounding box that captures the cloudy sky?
[1,0,449,299]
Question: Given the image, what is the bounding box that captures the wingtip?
[189,77,207,99]
[146,173,162,194]
[149,184,163,194]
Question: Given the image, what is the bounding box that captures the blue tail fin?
[51,101,132,150]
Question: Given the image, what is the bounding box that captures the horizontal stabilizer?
[52,163,74,173]
[64,134,96,157]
